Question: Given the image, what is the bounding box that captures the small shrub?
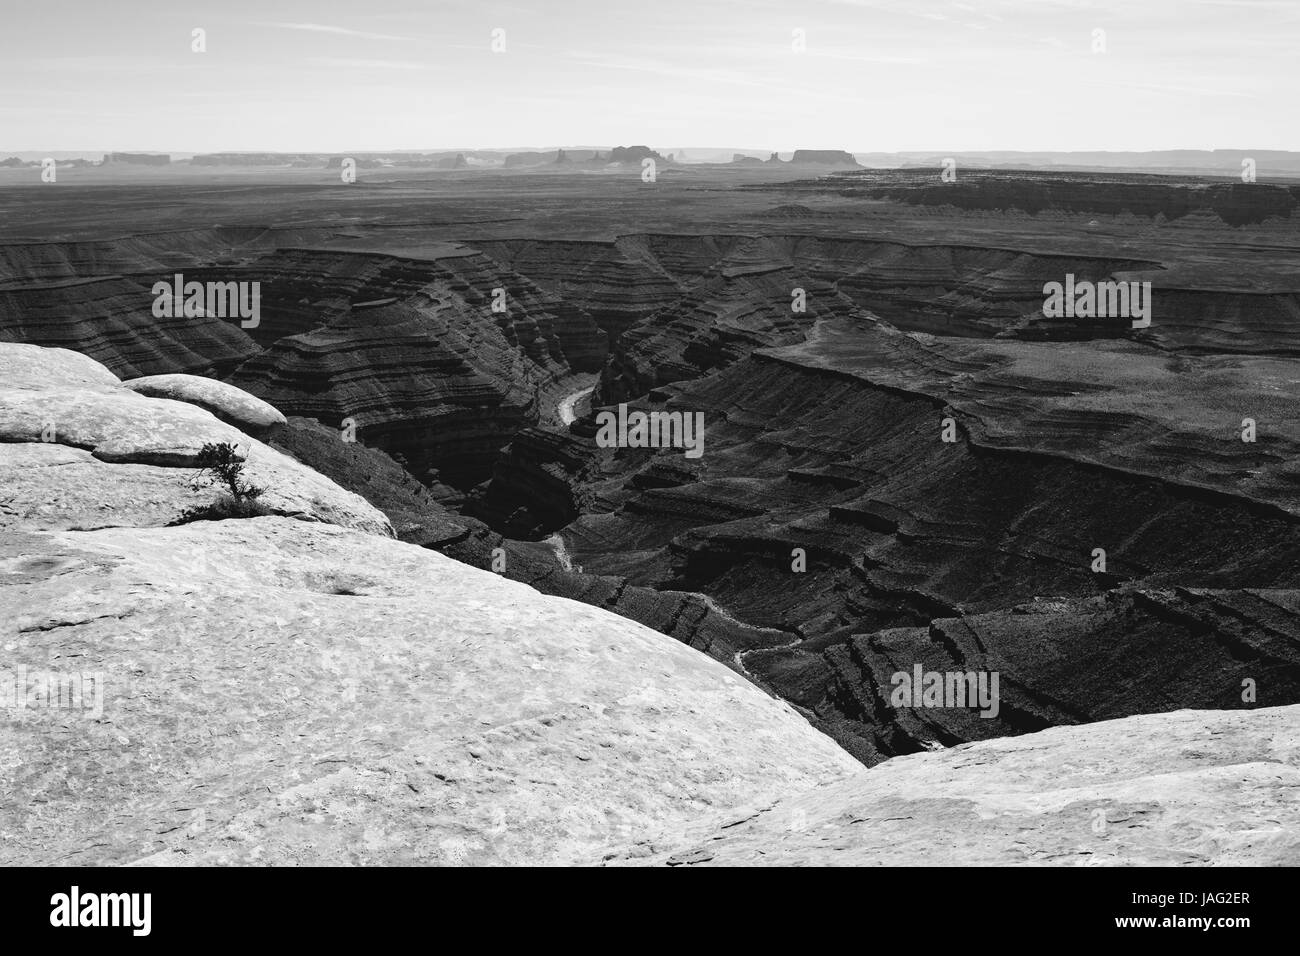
[193,442,264,502]
[171,442,273,525]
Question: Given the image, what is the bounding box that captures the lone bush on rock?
[172,442,272,523]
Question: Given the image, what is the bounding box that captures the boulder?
[122,373,286,435]
[0,342,122,391]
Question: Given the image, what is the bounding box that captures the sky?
[1,0,1296,153]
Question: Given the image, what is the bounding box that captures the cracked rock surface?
[0,518,858,866]
[610,705,1300,866]
[0,343,391,535]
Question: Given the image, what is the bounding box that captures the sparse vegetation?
[171,441,273,524]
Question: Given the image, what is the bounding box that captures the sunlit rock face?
[0,518,859,866]
[122,373,286,436]
[0,343,390,535]
[611,704,1300,867]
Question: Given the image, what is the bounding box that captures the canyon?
[2,161,1299,863]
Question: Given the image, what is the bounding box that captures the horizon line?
[7,146,1299,156]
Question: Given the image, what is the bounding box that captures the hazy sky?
[2,0,1296,152]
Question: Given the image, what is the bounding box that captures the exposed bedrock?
[569,350,1300,606]
[594,241,864,404]
[787,150,859,166]
[0,226,324,377]
[614,704,1300,866]
[540,338,1300,760]
[774,318,1300,515]
[3,228,1293,399]
[590,234,1300,406]
[0,227,283,286]
[0,515,857,866]
[471,237,685,348]
[197,246,607,371]
[788,236,1161,340]
[0,344,391,536]
[834,174,1300,227]
[466,426,590,535]
[0,237,607,378]
[0,276,259,378]
[27,337,1296,866]
[4,217,1299,768]
[267,416,801,672]
[122,373,286,437]
[1130,288,1300,354]
[786,587,1300,765]
[228,278,600,494]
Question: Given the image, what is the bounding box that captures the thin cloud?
[565,51,773,89]
[256,22,413,42]
[308,57,431,71]
[1081,76,1258,99]
[811,50,929,65]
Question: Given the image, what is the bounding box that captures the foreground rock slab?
[122,373,287,436]
[0,518,860,866]
[613,705,1300,866]
[0,343,391,535]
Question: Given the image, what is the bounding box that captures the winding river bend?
[557,385,595,426]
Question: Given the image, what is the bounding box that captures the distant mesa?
[505,150,555,167]
[52,146,860,174]
[808,168,1300,227]
[788,149,860,166]
[197,152,324,167]
[608,145,668,165]
[555,149,601,164]
[719,150,858,168]
[197,152,475,169]
[104,152,170,166]
[1,156,109,170]
[502,148,603,168]
[325,155,383,169]
[742,149,860,167]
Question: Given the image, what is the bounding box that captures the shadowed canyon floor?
[2,164,1299,863]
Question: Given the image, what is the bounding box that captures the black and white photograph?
[0,0,1295,931]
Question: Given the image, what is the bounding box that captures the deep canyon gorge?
[3,162,1300,864]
